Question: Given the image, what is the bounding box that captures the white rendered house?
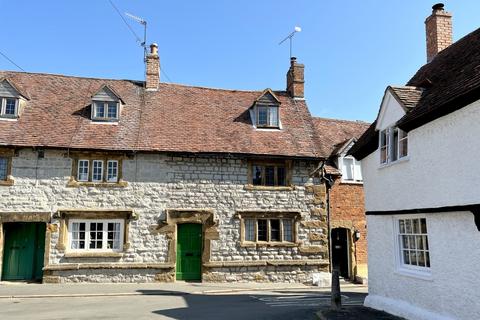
[350,4,480,320]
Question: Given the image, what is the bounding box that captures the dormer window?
[257,105,279,128]
[380,126,408,164]
[93,101,119,121]
[0,97,18,118]
[251,89,281,129]
[90,85,124,122]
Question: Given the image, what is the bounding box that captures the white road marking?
[250,294,364,308]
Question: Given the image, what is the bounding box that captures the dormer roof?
[91,84,125,104]
[0,78,30,100]
[254,88,281,105]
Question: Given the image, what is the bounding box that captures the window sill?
[0,116,18,121]
[64,251,124,258]
[240,241,298,248]
[0,178,14,186]
[67,178,128,188]
[379,156,409,169]
[394,266,432,281]
[244,184,295,191]
[340,180,363,185]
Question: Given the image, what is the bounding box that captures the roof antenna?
[279,26,302,58]
[125,12,148,62]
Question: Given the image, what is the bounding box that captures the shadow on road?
[136,290,367,320]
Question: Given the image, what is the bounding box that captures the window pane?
[77,160,89,181]
[92,160,103,182]
[71,222,86,249]
[107,222,121,250]
[265,166,275,186]
[5,98,16,115]
[354,160,362,181]
[245,219,255,241]
[277,166,286,186]
[0,157,7,180]
[257,220,267,241]
[107,160,118,182]
[399,220,405,233]
[89,222,103,249]
[392,128,399,161]
[270,220,280,241]
[107,103,117,118]
[398,218,430,268]
[268,106,278,127]
[420,218,427,233]
[342,158,354,180]
[399,130,408,158]
[412,219,420,234]
[252,165,263,185]
[257,107,268,126]
[380,130,388,163]
[282,219,293,242]
[403,250,410,264]
[95,102,105,118]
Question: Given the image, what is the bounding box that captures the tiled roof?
[351,27,480,159]
[311,117,370,158]
[0,71,322,158]
[389,86,424,110]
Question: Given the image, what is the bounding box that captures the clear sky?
[1,1,479,122]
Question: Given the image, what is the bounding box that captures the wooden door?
[2,223,45,281]
[176,224,202,281]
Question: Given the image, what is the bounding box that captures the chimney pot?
[150,43,158,56]
[432,3,444,11]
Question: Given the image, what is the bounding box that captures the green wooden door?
[2,223,46,281]
[176,224,202,281]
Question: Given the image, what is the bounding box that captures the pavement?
[0,281,377,320]
[316,306,406,320]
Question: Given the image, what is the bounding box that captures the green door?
[176,223,202,281]
[2,223,46,281]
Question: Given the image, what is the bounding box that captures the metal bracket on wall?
[469,205,480,231]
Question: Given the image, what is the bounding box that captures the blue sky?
[1,1,479,122]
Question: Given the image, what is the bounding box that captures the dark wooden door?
[2,223,45,281]
[331,228,350,279]
[176,224,202,281]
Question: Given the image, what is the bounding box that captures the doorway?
[331,228,350,279]
[2,222,46,281]
[176,223,202,281]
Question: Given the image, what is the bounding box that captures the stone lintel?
[301,220,327,228]
[298,245,326,254]
[0,212,51,223]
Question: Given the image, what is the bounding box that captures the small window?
[257,105,279,128]
[92,160,103,182]
[92,101,119,121]
[398,218,430,269]
[107,160,118,182]
[69,219,124,251]
[340,156,362,182]
[242,218,295,243]
[380,126,408,165]
[249,161,290,187]
[0,97,18,118]
[74,158,121,184]
[0,157,9,180]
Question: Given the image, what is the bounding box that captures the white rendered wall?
[365,212,480,320]
[362,99,480,212]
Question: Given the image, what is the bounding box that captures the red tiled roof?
[0,71,322,158]
[311,117,370,157]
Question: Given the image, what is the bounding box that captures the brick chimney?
[146,43,160,90]
[425,3,452,63]
[286,57,305,99]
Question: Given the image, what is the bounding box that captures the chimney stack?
[425,3,452,63]
[286,57,305,99]
[146,43,160,90]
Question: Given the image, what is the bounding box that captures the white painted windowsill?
[394,266,433,281]
[379,156,410,169]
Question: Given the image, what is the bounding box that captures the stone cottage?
[0,43,367,283]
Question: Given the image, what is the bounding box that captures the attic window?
[0,97,18,118]
[92,101,119,121]
[257,105,279,128]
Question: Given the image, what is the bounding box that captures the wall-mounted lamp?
[353,230,361,242]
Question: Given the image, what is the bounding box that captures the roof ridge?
[312,116,370,125]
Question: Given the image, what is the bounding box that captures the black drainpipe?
[325,174,334,273]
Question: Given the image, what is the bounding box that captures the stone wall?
[329,180,367,281]
[0,148,329,283]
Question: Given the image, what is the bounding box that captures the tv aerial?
[279,26,302,58]
[125,12,148,61]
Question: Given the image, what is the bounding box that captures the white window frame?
[107,160,119,183]
[68,219,124,252]
[0,97,18,117]
[92,100,119,121]
[256,105,279,128]
[380,126,408,166]
[393,215,432,280]
[92,160,104,182]
[339,155,362,183]
[77,159,90,182]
